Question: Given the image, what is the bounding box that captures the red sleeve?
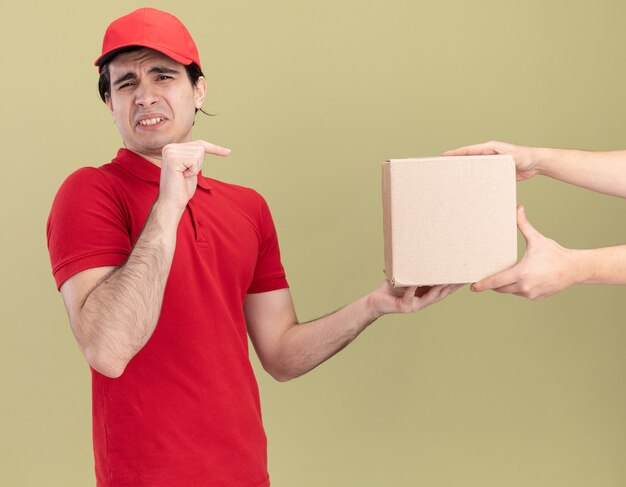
[46,167,132,290]
[247,196,289,294]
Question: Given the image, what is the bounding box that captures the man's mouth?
[138,117,164,127]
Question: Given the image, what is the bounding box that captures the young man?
[444,140,626,300]
[47,9,461,486]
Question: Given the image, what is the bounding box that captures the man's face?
[106,48,206,162]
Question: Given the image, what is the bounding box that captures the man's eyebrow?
[148,66,180,75]
[112,72,137,87]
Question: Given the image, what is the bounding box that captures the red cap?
[94,8,201,70]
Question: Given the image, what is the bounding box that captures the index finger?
[442,143,499,157]
[472,264,521,292]
[194,139,231,157]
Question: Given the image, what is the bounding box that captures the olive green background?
[3,0,626,485]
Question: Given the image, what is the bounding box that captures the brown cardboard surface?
[382,155,517,286]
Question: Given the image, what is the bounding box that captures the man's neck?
[125,147,163,167]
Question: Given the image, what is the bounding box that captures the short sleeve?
[247,196,289,294]
[47,167,132,290]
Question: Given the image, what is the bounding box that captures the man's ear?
[194,76,207,110]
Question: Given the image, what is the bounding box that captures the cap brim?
[94,44,195,69]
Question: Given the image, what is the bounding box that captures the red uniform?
[47,148,288,486]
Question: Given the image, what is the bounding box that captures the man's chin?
[128,137,175,154]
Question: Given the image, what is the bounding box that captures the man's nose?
[134,83,158,107]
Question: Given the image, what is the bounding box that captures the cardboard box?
[382,155,517,286]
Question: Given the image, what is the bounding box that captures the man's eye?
[157,75,172,81]
[118,82,134,89]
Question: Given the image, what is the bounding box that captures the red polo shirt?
[47,149,288,487]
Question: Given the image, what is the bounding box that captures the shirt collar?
[112,148,215,191]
